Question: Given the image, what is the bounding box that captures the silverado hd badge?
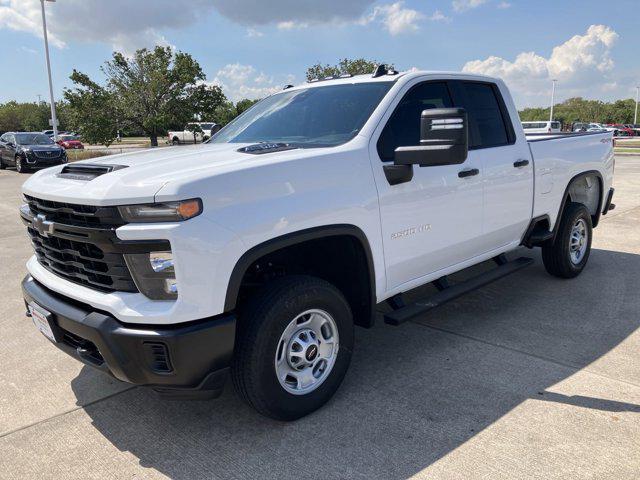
[391,224,432,240]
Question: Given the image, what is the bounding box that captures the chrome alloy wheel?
[569,218,588,264]
[274,309,339,395]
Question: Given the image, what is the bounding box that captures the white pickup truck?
[168,122,218,145]
[20,68,615,420]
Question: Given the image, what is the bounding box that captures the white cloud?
[371,2,425,35]
[0,0,208,52]
[462,25,621,107]
[360,2,447,35]
[246,28,264,38]
[211,63,294,102]
[497,2,511,8]
[427,10,451,22]
[277,21,309,30]
[452,0,488,13]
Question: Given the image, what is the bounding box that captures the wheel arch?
[552,170,604,242]
[224,224,377,328]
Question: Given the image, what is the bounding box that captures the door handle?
[458,168,479,178]
[513,159,530,168]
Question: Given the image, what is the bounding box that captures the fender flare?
[223,224,377,319]
[552,170,604,242]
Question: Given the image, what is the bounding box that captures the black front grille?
[22,196,138,293]
[24,195,125,228]
[27,226,137,292]
[33,150,63,160]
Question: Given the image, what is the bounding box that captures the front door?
[370,80,485,292]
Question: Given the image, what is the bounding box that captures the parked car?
[20,70,614,420]
[586,123,609,132]
[0,132,67,173]
[521,120,561,133]
[56,135,85,149]
[610,125,636,137]
[168,122,219,145]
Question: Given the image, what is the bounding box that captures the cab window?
[377,82,453,161]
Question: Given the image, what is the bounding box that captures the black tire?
[232,275,354,421]
[0,157,5,170]
[172,137,180,146]
[542,202,593,278]
[15,155,28,173]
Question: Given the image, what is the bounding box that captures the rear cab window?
[448,80,515,149]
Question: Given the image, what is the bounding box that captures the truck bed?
[527,130,614,228]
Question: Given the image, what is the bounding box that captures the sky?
[1,0,638,109]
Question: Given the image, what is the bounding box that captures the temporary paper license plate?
[28,303,57,343]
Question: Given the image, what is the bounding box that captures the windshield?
[15,133,55,145]
[211,82,393,147]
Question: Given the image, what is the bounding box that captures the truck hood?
[21,143,318,205]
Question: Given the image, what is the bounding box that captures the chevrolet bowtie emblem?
[32,214,55,237]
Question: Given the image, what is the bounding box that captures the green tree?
[306,58,386,81]
[190,83,228,122]
[105,46,206,146]
[519,97,637,126]
[64,71,119,146]
[235,98,259,116]
[0,101,62,133]
[66,46,214,147]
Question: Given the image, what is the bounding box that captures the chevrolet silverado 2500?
[20,68,615,420]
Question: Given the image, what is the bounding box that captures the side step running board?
[384,256,533,326]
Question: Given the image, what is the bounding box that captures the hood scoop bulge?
[237,143,298,154]
[56,164,128,181]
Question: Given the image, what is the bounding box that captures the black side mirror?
[394,108,468,167]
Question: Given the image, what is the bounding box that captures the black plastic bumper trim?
[22,275,236,398]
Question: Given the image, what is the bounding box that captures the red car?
[606,124,636,137]
[57,135,85,149]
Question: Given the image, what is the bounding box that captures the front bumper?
[24,152,66,168]
[22,275,236,399]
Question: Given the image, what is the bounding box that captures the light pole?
[549,79,557,123]
[40,0,58,141]
[634,86,639,125]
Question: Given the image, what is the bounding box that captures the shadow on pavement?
[70,248,640,479]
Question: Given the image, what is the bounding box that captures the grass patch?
[66,150,114,162]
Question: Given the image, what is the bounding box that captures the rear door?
[371,80,485,291]
[449,80,533,249]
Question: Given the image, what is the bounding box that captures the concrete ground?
[0,158,639,479]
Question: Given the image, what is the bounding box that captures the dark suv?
[0,132,67,173]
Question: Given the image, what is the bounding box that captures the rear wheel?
[232,275,354,421]
[172,137,180,146]
[542,202,592,278]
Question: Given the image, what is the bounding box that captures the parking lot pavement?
[1,158,639,479]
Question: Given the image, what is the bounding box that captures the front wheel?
[15,156,28,173]
[232,275,354,421]
[542,202,593,278]
[0,157,5,170]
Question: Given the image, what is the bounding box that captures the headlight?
[124,250,178,300]
[118,199,202,223]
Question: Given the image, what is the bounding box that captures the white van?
[522,121,561,133]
